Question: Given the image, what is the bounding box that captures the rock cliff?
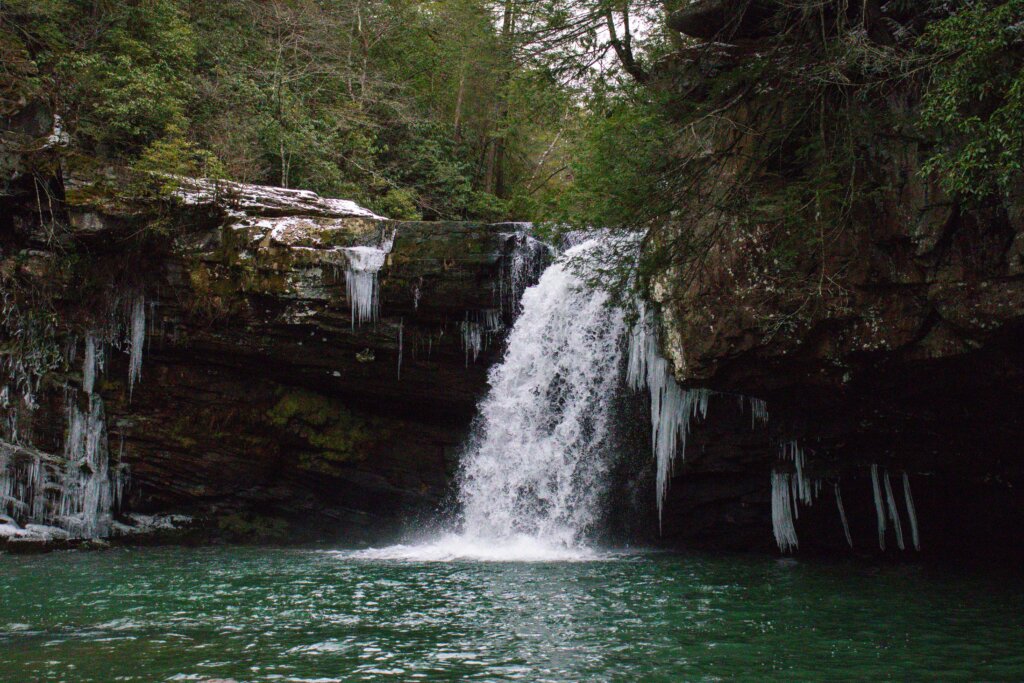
[1,159,548,547]
[647,0,1024,559]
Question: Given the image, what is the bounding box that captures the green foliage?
[59,0,197,153]
[552,88,675,232]
[133,126,225,180]
[919,0,1024,200]
[4,0,572,220]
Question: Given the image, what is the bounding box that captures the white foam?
[332,534,608,563]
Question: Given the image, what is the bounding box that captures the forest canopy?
[2,0,1021,231]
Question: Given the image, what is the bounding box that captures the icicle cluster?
[771,472,799,552]
[771,441,823,552]
[461,321,483,365]
[0,296,146,540]
[343,228,397,328]
[747,397,769,428]
[870,464,921,551]
[128,295,145,397]
[459,309,504,366]
[626,306,710,527]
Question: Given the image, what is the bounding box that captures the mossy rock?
[216,512,289,543]
[266,389,379,468]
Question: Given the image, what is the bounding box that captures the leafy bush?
[920,0,1024,200]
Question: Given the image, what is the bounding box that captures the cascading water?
[354,240,626,561]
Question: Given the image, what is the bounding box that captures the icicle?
[397,319,403,381]
[747,397,769,429]
[835,483,853,548]
[128,296,145,397]
[343,229,396,328]
[626,304,710,528]
[343,247,384,327]
[83,334,97,394]
[883,470,905,551]
[460,319,483,366]
[871,464,886,551]
[772,471,798,552]
[902,472,920,551]
[782,441,812,505]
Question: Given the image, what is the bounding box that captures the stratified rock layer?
[1,171,547,544]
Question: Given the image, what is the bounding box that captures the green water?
[0,548,1021,682]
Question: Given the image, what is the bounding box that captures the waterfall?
[458,240,626,548]
[353,240,625,560]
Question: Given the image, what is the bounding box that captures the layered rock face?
[1,169,548,545]
[649,2,1024,558]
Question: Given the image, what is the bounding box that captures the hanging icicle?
[397,319,403,381]
[772,471,799,552]
[883,469,905,551]
[835,483,853,548]
[747,397,769,429]
[782,441,812,506]
[626,305,710,528]
[83,334,98,395]
[871,464,886,551]
[902,472,921,551]
[128,295,145,397]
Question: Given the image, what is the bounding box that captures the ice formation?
[835,483,853,548]
[782,441,812,506]
[0,306,139,540]
[459,310,503,366]
[771,471,799,552]
[883,469,905,551]
[871,463,887,551]
[343,229,396,328]
[902,472,920,551]
[747,397,769,429]
[460,320,483,365]
[397,319,403,381]
[769,441,825,551]
[128,295,145,397]
[83,333,99,395]
[626,306,710,526]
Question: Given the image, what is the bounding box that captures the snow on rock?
[172,176,384,221]
[110,513,193,537]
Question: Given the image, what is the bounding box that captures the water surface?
[1,547,1021,681]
